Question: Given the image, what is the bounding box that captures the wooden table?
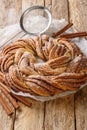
[0,0,87,130]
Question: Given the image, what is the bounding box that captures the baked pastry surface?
[0,35,87,97]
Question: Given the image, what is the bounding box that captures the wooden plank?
[45,95,75,130]
[0,15,18,129]
[44,0,75,130]
[14,1,45,130]
[14,101,44,130]
[69,0,87,32]
[22,0,44,12]
[69,1,87,130]
[0,106,15,130]
[0,93,15,130]
[0,0,22,28]
[51,0,68,21]
[75,87,87,130]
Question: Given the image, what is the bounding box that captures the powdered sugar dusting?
[25,15,48,33]
[75,38,87,56]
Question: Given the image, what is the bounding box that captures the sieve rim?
[20,5,52,35]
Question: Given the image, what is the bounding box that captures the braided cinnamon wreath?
[0,35,87,97]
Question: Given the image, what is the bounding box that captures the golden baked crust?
[0,35,87,96]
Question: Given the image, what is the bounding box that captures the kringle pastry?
[0,35,87,97]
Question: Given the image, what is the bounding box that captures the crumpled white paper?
[0,18,87,101]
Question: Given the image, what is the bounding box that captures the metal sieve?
[20,5,52,35]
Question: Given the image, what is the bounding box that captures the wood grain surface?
[0,0,87,130]
[45,95,75,130]
[0,0,22,28]
[69,0,87,32]
[75,87,87,130]
[14,101,44,130]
